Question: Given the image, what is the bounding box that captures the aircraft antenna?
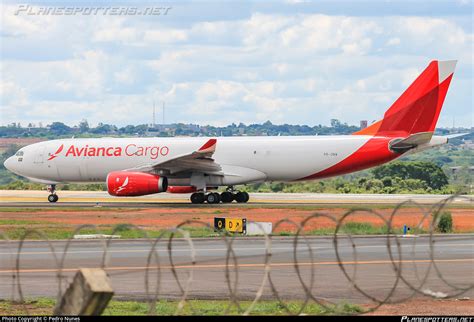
[153,101,156,128]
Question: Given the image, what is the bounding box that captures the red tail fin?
[354,60,456,137]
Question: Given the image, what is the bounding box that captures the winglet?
[198,139,217,153]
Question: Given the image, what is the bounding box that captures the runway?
[1,235,472,304]
[1,190,471,208]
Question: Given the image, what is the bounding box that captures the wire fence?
[0,194,473,315]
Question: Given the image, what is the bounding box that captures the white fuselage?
[5,135,382,186]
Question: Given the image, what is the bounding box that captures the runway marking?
[0,243,472,256]
[1,258,472,274]
[0,246,305,256]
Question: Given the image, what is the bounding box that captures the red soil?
[2,206,473,232]
[363,298,474,315]
[0,138,45,149]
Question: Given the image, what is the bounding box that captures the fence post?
[54,268,114,316]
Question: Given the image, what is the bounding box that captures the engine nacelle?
[107,171,168,196]
[167,186,197,194]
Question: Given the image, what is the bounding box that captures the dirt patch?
[0,138,45,150]
[1,206,473,233]
[363,298,474,315]
[0,300,53,315]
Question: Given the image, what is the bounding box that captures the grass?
[0,203,471,214]
[1,225,220,240]
[0,219,46,225]
[241,203,473,210]
[0,204,463,240]
[1,220,434,240]
[276,222,428,236]
[0,298,364,316]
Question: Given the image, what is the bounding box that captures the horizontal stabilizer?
[389,132,433,153]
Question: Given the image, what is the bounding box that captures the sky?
[1,0,473,128]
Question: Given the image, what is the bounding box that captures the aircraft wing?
[444,132,470,140]
[126,139,222,175]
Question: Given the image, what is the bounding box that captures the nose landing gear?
[47,184,59,203]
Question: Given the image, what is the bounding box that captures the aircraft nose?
[4,156,16,172]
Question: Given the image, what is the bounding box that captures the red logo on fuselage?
[48,144,64,161]
[48,144,169,160]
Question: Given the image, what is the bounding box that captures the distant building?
[449,166,474,176]
[360,120,368,129]
[460,140,474,150]
[185,124,200,132]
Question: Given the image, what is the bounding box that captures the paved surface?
[1,236,472,304]
[1,190,471,207]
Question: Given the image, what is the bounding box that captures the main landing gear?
[190,187,249,204]
[47,184,59,203]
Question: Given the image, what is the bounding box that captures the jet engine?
[107,171,168,196]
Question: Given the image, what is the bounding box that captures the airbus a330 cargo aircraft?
[4,60,458,204]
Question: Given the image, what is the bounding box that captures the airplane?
[4,60,458,204]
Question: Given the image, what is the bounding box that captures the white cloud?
[114,67,135,85]
[386,37,401,46]
[94,27,139,43]
[143,29,188,43]
[1,4,57,36]
[0,80,29,107]
[1,9,472,127]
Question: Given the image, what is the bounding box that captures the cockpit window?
[15,151,24,156]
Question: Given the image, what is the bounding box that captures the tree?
[330,119,341,127]
[79,119,90,133]
[91,123,116,134]
[372,161,449,190]
[436,211,453,233]
[48,122,71,135]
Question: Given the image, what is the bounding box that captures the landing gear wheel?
[235,191,248,203]
[190,192,205,204]
[242,191,249,203]
[213,192,221,203]
[206,192,220,204]
[47,184,58,203]
[220,191,234,203]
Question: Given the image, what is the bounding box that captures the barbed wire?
[0,194,472,315]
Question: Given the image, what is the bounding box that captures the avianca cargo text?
[49,144,170,160]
